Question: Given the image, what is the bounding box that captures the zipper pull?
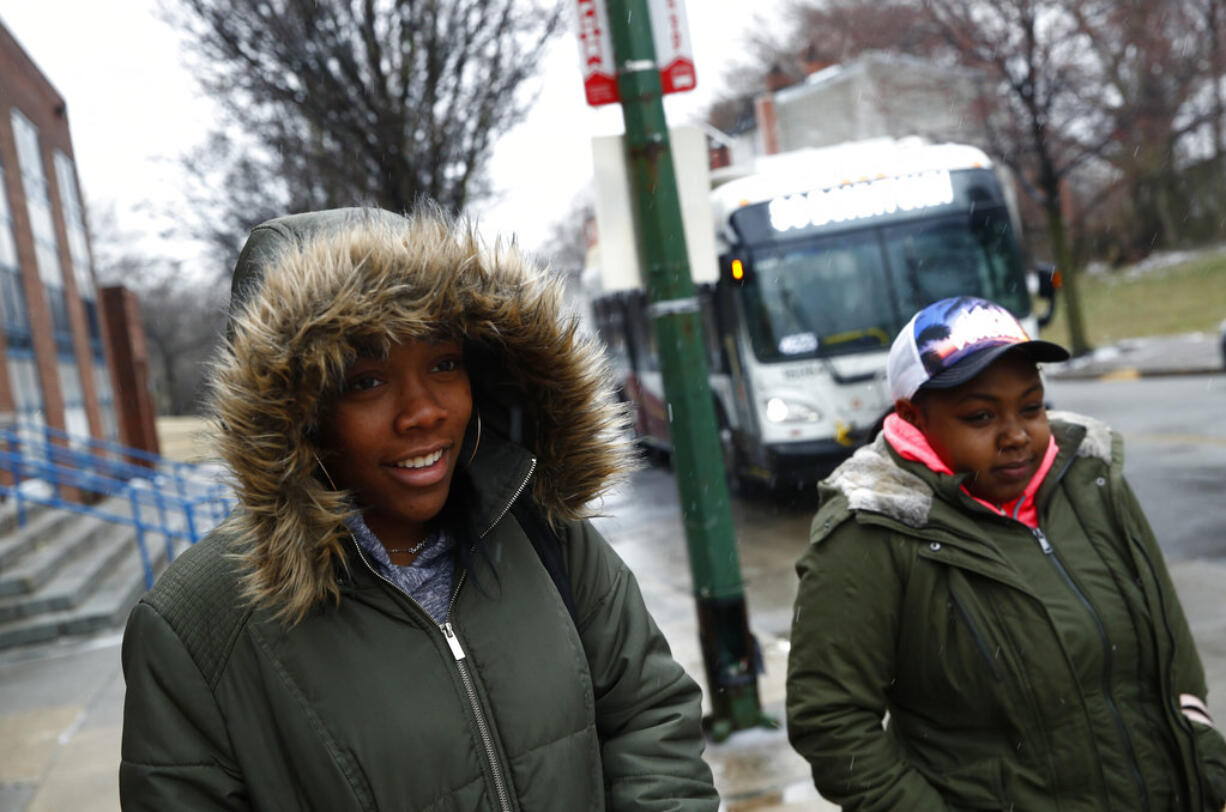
[1032,528,1053,554]
[442,622,467,661]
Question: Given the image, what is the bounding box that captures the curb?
[1046,365,1223,381]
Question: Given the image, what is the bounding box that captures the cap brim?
[922,341,1071,391]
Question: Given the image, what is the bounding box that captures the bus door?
[622,290,669,446]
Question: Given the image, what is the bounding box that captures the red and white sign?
[575,0,696,107]
[653,0,696,95]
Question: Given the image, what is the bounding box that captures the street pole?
[604,0,770,740]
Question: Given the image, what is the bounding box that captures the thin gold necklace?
[385,537,429,555]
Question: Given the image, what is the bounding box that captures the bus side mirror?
[1033,262,1061,328]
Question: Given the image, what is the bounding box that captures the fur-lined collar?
[209,208,632,622]
[822,411,1114,530]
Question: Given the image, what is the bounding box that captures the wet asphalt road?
[1046,374,1226,561]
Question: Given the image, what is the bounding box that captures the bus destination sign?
[729,167,1009,246]
[769,170,956,233]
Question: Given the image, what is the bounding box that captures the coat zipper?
[479,458,537,539]
[442,618,512,812]
[345,545,515,812]
[343,460,536,812]
[345,461,536,809]
[1032,527,1149,810]
[439,458,534,812]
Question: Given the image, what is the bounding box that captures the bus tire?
[717,413,754,498]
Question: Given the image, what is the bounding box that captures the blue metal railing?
[0,422,233,588]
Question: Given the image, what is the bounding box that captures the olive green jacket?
[787,412,1226,811]
[120,209,717,810]
[121,438,716,811]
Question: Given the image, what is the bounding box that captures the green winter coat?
[119,208,718,811]
[786,412,1226,811]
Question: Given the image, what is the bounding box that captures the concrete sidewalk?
[1045,330,1223,380]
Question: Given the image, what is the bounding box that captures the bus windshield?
[739,208,1030,362]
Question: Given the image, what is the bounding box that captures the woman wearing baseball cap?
[786,296,1226,809]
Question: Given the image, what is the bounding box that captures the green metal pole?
[604,0,769,739]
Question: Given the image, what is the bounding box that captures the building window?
[13,110,89,437]
[53,152,95,301]
[11,112,62,288]
[53,152,116,439]
[94,362,117,441]
[82,298,102,356]
[44,283,74,354]
[0,265,29,341]
[0,142,41,423]
[7,348,43,425]
[0,169,17,272]
[58,358,87,437]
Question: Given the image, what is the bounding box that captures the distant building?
[0,21,156,453]
[717,52,988,166]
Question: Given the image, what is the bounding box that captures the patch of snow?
[17,479,53,499]
[1120,243,1226,279]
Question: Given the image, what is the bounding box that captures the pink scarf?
[882,413,1058,528]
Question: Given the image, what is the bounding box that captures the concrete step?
[0,505,76,572]
[0,520,133,622]
[0,531,166,649]
[62,539,159,635]
[0,509,115,597]
[0,496,48,536]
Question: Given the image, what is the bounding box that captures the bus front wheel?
[718,421,756,498]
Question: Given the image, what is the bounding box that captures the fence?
[0,421,233,588]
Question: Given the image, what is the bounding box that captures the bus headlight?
[764,397,821,424]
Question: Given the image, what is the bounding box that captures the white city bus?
[588,137,1057,491]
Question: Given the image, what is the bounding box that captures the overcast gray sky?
[0,0,784,265]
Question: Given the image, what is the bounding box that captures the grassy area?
[1039,247,1226,348]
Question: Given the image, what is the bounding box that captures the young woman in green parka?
[119,207,720,811]
[786,297,1226,811]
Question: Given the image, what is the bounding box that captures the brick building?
[0,21,156,454]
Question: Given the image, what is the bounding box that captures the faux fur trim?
[826,435,933,528]
[1046,410,1113,463]
[208,208,633,623]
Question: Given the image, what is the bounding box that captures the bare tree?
[1206,0,1226,168]
[165,0,565,268]
[917,0,1107,355]
[537,191,594,275]
[1070,0,1214,254]
[177,130,293,279]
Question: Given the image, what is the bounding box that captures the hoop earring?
[465,413,482,468]
[314,450,340,490]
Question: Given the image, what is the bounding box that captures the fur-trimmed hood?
[209,207,632,621]
[817,410,1115,531]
